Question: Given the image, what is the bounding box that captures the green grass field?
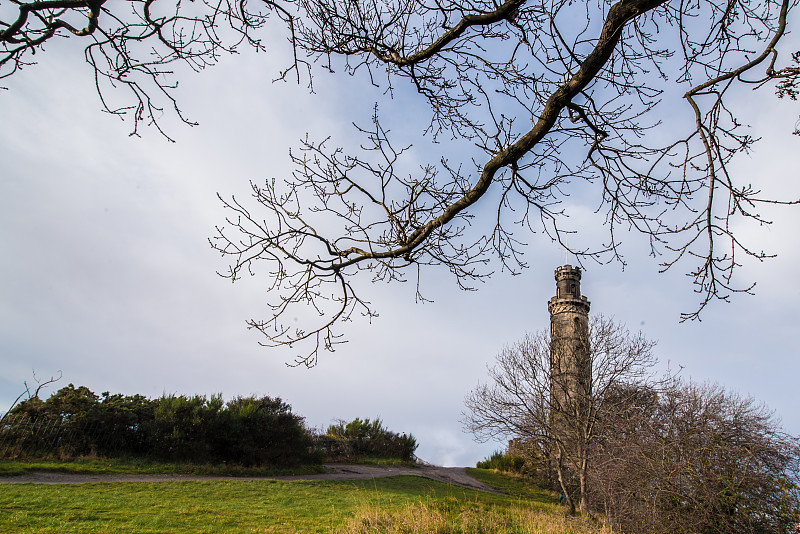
[0,464,608,533]
[0,457,324,477]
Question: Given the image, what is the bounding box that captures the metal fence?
[0,413,124,458]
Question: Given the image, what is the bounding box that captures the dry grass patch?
[342,499,610,534]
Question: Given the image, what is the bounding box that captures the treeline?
[1,384,417,466]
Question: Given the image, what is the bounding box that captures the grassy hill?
[0,462,607,533]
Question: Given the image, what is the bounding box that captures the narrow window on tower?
[570,283,576,297]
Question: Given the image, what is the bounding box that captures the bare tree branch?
[4,0,798,364]
[213,0,800,363]
[1,0,304,139]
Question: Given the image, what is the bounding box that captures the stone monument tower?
[547,265,591,421]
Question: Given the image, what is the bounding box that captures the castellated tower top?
[548,264,590,315]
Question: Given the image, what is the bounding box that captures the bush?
[321,418,417,461]
[592,380,800,533]
[476,451,526,473]
[6,385,155,458]
[3,386,318,467]
[147,394,222,462]
[214,395,319,466]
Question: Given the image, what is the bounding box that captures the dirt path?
[0,464,500,493]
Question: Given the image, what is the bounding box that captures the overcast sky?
[1,16,799,467]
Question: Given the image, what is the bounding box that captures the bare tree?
[208,0,800,365]
[462,315,657,514]
[591,379,800,533]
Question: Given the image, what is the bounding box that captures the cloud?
[1,21,799,468]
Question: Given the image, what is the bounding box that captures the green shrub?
[7,385,155,458]
[3,386,319,467]
[476,451,526,473]
[148,394,222,462]
[322,418,417,461]
[214,395,319,466]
